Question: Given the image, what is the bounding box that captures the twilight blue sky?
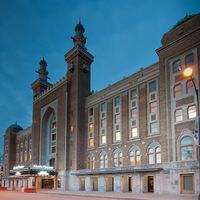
[0,0,199,156]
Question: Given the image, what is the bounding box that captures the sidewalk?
[38,189,198,200]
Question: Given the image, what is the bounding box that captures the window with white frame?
[99,151,108,168]
[100,102,107,145]
[173,60,181,73]
[88,107,94,147]
[174,84,182,98]
[113,148,123,167]
[175,109,183,122]
[87,153,95,169]
[186,79,195,94]
[148,80,159,135]
[129,146,140,166]
[129,88,138,139]
[180,137,194,160]
[188,105,196,119]
[185,53,194,67]
[147,142,161,164]
[113,96,121,142]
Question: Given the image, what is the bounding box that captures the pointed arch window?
[99,151,108,168]
[113,149,123,167]
[129,146,140,166]
[87,153,95,169]
[147,142,161,164]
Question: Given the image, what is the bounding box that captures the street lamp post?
[183,67,200,198]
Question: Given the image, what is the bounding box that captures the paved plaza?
[0,189,198,200]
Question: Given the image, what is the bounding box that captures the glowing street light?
[183,67,193,77]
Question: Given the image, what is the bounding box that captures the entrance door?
[80,178,85,191]
[106,177,114,192]
[181,174,194,194]
[92,177,98,191]
[148,176,154,192]
[42,179,54,189]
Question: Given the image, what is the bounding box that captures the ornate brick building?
[2,14,200,194]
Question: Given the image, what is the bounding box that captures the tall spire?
[35,57,49,81]
[71,20,87,48]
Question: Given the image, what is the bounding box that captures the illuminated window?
[101,119,106,128]
[180,137,194,160]
[150,81,156,93]
[148,148,154,164]
[129,149,140,166]
[52,122,56,129]
[101,103,106,112]
[150,122,157,133]
[71,125,73,132]
[175,109,183,122]
[101,135,106,145]
[185,54,194,67]
[173,60,181,73]
[131,90,137,100]
[188,105,196,119]
[155,147,161,163]
[87,154,95,169]
[115,97,120,106]
[115,131,121,141]
[131,127,137,137]
[186,80,195,94]
[131,108,137,118]
[20,152,23,162]
[136,150,141,165]
[89,123,94,132]
[89,138,93,147]
[24,150,27,161]
[150,102,157,113]
[174,84,182,98]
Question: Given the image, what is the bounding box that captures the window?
[173,60,181,73]
[188,105,196,119]
[155,147,161,163]
[186,80,195,94]
[20,152,23,162]
[24,150,27,161]
[150,81,156,92]
[101,135,106,145]
[52,122,56,128]
[129,151,134,166]
[52,146,56,153]
[150,102,157,113]
[131,108,137,118]
[113,150,123,167]
[115,97,120,106]
[115,114,120,123]
[99,153,108,168]
[89,123,94,131]
[150,122,157,133]
[52,134,56,141]
[87,155,95,169]
[185,54,194,67]
[148,148,154,164]
[101,119,106,128]
[129,149,140,166]
[89,108,93,116]
[131,90,137,100]
[175,109,183,122]
[131,127,137,137]
[180,137,194,160]
[136,150,141,165]
[115,131,121,141]
[101,103,106,112]
[174,84,182,98]
[89,138,93,147]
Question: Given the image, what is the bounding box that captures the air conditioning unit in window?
[82,64,89,73]
[68,64,74,72]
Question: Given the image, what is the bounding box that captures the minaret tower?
[31,57,51,98]
[65,21,94,170]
